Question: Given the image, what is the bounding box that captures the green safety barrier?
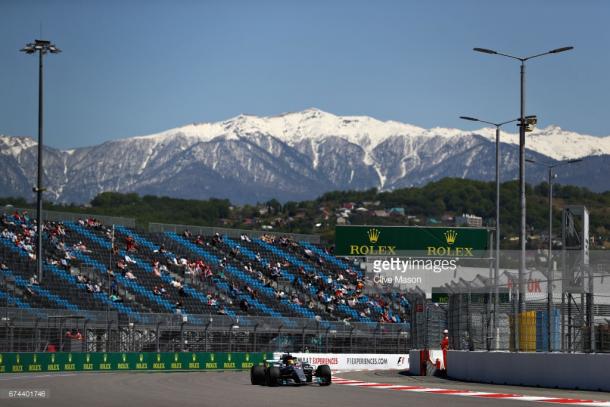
[0,352,267,374]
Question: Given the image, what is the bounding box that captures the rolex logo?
[367,228,380,244]
[444,229,457,245]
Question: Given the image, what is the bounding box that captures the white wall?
[273,352,409,371]
[448,351,610,392]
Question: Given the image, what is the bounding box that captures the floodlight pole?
[21,40,61,283]
[36,48,44,284]
[473,46,573,351]
[526,157,582,352]
[460,115,518,350]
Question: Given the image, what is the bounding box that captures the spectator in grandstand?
[110,294,122,302]
[217,305,227,315]
[116,259,127,271]
[183,229,192,238]
[124,254,137,264]
[125,236,137,252]
[239,299,250,312]
[195,235,205,246]
[124,270,137,280]
[152,262,161,277]
[153,286,162,296]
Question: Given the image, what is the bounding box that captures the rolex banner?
[0,352,266,374]
[334,225,489,257]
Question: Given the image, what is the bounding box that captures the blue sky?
[1,0,609,149]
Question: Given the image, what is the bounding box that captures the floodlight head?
[21,39,61,55]
[549,46,574,54]
[459,116,479,122]
[20,43,36,54]
[473,47,497,55]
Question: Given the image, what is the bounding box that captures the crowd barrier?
[0,352,265,373]
[447,351,610,392]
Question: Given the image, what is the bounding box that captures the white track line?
[332,376,610,406]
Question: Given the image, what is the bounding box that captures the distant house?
[389,207,405,216]
[455,213,483,227]
[336,217,348,225]
[258,207,269,215]
[342,202,355,210]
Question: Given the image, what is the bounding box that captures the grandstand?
[0,209,413,353]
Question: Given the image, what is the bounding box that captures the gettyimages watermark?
[367,256,458,287]
[362,250,610,298]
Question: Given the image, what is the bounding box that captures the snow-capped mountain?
[1,108,609,204]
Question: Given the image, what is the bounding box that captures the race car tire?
[316,365,332,386]
[250,365,266,385]
[266,366,281,387]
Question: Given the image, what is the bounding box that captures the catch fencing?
[0,307,410,354]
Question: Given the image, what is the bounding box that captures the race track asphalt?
[1,369,609,407]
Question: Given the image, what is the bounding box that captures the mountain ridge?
[1,109,609,204]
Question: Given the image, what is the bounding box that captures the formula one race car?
[250,354,331,386]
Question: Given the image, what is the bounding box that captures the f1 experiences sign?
[335,225,489,257]
[274,353,409,371]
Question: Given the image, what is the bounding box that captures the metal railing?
[1,206,136,228]
[149,223,321,243]
[0,308,410,354]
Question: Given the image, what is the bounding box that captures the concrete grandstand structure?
[0,208,413,353]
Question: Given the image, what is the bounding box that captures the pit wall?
[273,353,409,371]
[0,352,265,373]
[447,351,610,392]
